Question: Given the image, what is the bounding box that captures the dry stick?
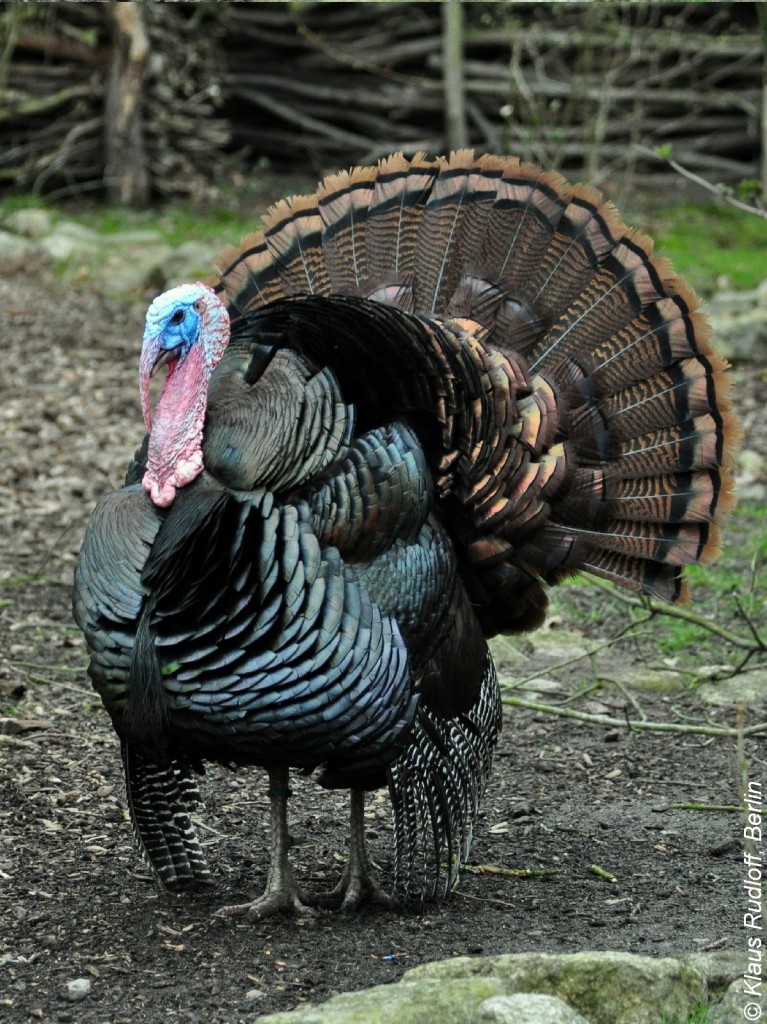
[294,20,437,87]
[463,864,563,879]
[498,622,658,692]
[14,672,92,697]
[501,695,767,738]
[636,145,767,219]
[668,803,744,812]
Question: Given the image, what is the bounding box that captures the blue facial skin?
[142,285,204,374]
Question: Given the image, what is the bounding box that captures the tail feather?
[388,652,501,903]
[121,741,211,889]
[317,167,377,292]
[367,152,438,280]
[526,186,623,325]
[482,161,571,302]
[265,194,329,297]
[580,550,688,602]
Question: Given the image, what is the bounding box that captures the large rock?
[97,241,176,293]
[252,951,718,1024]
[253,976,504,1024]
[38,221,103,263]
[710,977,754,1024]
[405,952,708,1024]
[159,240,218,287]
[708,285,767,361]
[698,668,767,706]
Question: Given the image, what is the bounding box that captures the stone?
[710,978,751,1024]
[98,243,175,293]
[3,207,53,238]
[737,448,766,501]
[159,240,217,287]
[708,305,767,362]
[618,667,685,693]
[65,977,92,1002]
[738,448,766,482]
[39,222,103,263]
[678,950,745,991]
[478,993,592,1023]
[698,668,767,706]
[0,230,42,274]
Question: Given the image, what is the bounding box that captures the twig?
[602,676,648,721]
[585,576,766,653]
[452,890,520,910]
[636,145,767,219]
[502,695,767,738]
[590,864,617,883]
[11,661,85,675]
[13,671,92,697]
[668,802,744,812]
[462,864,563,879]
[734,595,767,651]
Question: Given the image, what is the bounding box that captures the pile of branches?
[0,2,230,201]
[0,1,761,202]
[224,2,762,186]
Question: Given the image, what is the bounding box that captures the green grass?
[640,200,767,294]
[662,1006,714,1024]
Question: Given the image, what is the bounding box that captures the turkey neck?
[144,344,211,508]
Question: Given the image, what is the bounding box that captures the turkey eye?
[170,310,185,325]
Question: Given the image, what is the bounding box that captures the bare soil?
[1,268,765,1024]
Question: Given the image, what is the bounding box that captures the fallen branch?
[462,864,563,879]
[668,802,744,812]
[501,695,767,738]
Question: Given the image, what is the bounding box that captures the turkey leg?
[215,766,311,921]
[310,789,391,912]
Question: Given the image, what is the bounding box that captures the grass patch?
[640,200,767,294]
[662,1006,714,1024]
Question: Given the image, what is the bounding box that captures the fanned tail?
[121,740,212,890]
[387,652,501,902]
[214,151,738,636]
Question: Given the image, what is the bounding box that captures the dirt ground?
[1,267,765,1024]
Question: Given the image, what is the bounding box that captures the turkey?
[73,151,738,920]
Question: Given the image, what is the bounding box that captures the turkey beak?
[139,337,183,434]
[148,344,184,377]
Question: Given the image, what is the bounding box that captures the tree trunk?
[442,0,468,152]
[758,1,767,203]
[104,2,149,207]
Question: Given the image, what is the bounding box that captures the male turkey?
[73,151,737,920]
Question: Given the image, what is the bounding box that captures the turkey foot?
[309,790,391,913]
[215,767,315,922]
